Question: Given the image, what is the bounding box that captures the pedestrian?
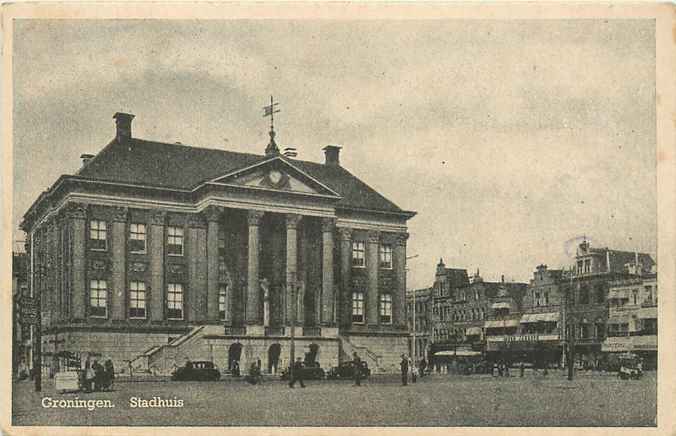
[400,354,409,386]
[519,361,525,377]
[497,361,504,377]
[103,359,115,391]
[420,358,427,378]
[92,359,104,392]
[83,356,93,393]
[288,357,306,388]
[233,360,240,377]
[352,352,362,386]
[411,361,418,383]
[504,361,510,377]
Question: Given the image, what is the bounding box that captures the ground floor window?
[167,283,184,320]
[352,292,364,323]
[89,280,107,317]
[379,293,392,323]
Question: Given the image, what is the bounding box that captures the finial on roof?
[263,95,281,156]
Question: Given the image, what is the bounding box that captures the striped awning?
[484,319,520,329]
[434,350,482,357]
[491,302,511,310]
[520,312,560,323]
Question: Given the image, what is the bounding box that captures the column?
[149,210,166,321]
[338,228,353,328]
[321,218,335,325]
[246,210,264,324]
[188,213,207,322]
[65,203,87,321]
[286,214,302,326]
[366,230,380,326]
[204,206,222,322]
[393,232,409,328]
[111,207,128,321]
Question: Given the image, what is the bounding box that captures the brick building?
[406,287,433,361]
[20,112,415,375]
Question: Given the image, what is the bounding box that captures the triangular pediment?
[206,156,341,198]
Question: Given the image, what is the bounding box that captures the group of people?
[82,357,114,392]
[400,354,426,386]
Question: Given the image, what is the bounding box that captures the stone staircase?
[130,325,222,375]
[339,335,385,374]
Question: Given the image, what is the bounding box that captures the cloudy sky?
[12,19,656,289]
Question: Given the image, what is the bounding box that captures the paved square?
[12,371,656,427]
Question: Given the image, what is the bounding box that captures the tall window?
[89,280,107,317]
[89,220,107,251]
[352,241,365,267]
[379,244,393,269]
[579,286,589,304]
[577,260,584,275]
[167,283,184,319]
[167,226,184,256]
[380,294,392,323]
[632,289,638,305]
[645,285,653,303]
[544,291,550,305]
[218,284,227,320]
[129,281,146,318]
[129,223,146,253]
[352,292,364,322]
[583,259,591,273]
[534,291,541,306]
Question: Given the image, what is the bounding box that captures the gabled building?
[406,287,433,362]
[20,112,415,375]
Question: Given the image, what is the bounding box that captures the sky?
[12,19,656,290]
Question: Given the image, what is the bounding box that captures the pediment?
[207,157,340,198]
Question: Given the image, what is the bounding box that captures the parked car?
[280,362,326,380]
[618,353,643,380]
[326,361,370,379]
[171,361,221,381]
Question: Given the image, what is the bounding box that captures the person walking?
[400,354,409,386]
[411,361,418,384]
[419,358,427,378]
[288,357,306,388]
[352,352,362,386]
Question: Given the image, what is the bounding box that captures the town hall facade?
[21,112,416,375]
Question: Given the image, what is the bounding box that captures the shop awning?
[491,302,511,310]
[465,327,482,336]
[607,289,629,300]
[520,312,560,323]
[484,319,520,329]
[638,307,657,320]
[434,350,482,357]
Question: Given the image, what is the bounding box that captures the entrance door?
[268,344,281,374]
[228,343,243,372]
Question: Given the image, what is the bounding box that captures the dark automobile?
[171,361,221,381]
[280,362,326,380]
[326,361,371,379]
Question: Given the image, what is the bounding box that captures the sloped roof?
[77,138,412,215]
[444,268,470,288]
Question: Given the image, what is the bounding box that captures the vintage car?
[618,353,643,380]
[171,361,221,381]
[280,362,326,380]
[326,361,371,379]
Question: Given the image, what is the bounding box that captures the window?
[474,290,480,300]
[167,283,184,319]
[129,223,146,253]
[129,281,146,318]
[644,285,653,303]
[379,244,393,269]
[89,220,107,251]
[583,259,591,273]
[89,280,107,317]
[577,260,584,275]
[534,291,541,306]
[352,292,364,322]
[352,241,365,267]
[167,226,184,256]
[380,294,392,323]
[219,284,227,320]
[544,291,550,305]
[595,285,605,304]
[632,289,638,305]
[579,286,589,305]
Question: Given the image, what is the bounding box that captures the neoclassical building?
[21,112,415,375]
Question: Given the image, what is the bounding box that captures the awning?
[638,307,657,320]
[520,312,560,323]
[491,302,511,310]
[484,319,520,329]
[608,289,629,300]
[607,314,631,324]
[465,327,482,336]
[434,350,482,357]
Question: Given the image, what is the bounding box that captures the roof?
[443,268,470,288]
[586,248,655,273]
[76,138,411,215]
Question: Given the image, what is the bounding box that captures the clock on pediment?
[262,169,290,189]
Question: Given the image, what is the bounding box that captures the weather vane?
[263,96,281,155]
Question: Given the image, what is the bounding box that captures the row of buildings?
[17,112,416,376]
[407,240,658,370]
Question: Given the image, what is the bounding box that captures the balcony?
[264,327,286,336]
[302,327,322,337]
[224,326,246,336]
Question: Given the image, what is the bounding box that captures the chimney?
[113,112,135,142]
[80,153,94,168]
[323,145,341,166]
